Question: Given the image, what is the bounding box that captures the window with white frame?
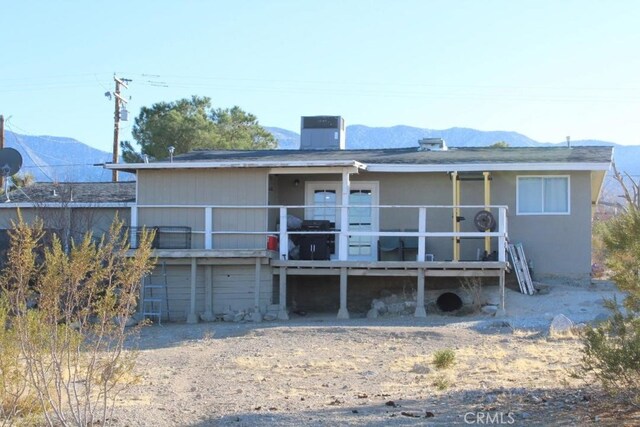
[517,176,570,215]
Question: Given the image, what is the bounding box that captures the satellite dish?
[0,148,23,177]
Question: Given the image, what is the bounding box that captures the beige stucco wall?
[491,171,593,282]
[137,169,269,249]
[276,170,593,281]
[146,263,273,321]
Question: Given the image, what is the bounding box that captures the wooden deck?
[271,260,506,276]
[139,249,507,323]
[270,259,507,320]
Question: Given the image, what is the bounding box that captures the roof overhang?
[365,162,612,173]
[105,160,367,173]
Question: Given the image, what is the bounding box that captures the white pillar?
[277,267,289,320]
[337,267,350,319]
[339,170,350,261]
[417,207,426,262]
[498,207,507,262]
[251,258,263,322]
[186,257,198,324]
[415,268,426,317]
[279,207,289,260]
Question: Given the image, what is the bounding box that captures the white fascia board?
[0,202,135,209]
[105,160,366,171]
[269,166,361,175]
[365,162,612,173]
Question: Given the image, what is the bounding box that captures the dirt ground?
[110,282,639,426]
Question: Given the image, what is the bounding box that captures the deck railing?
[131,204,509,262]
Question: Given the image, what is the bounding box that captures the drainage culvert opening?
[436,292,463,312]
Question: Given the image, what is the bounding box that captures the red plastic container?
[267,235,278,251]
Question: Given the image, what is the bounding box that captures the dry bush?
[461,277,485,312]
[0,214,155,426]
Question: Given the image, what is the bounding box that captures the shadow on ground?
[186,385,638,427]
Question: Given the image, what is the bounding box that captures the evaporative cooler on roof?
[300,116,345,150]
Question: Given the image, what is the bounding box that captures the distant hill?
[345,125,543,149]
[2,131,127,182]
[266,124,613,149]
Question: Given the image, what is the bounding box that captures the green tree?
[123,96,276,161]
[489,141,509,148]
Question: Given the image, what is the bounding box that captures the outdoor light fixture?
[293,179,300,187]
[168,146,175,163]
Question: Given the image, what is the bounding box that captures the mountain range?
[267,125,640,192]
[3,131,128,183]
[4,126,639,192]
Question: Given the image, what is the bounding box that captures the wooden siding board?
[154,264,272,320]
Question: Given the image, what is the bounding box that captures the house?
[0,181,135,251]
[104,118,612,323]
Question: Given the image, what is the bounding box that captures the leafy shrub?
[0,214,155,426]
[579,170,640,404]
[433,349,456,370]
[581,306,640,401]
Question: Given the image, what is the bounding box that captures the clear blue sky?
[2,0,639,152]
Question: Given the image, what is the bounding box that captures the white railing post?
[204,207,213,250]
[417,207,426,262]
[279,207,288,260]
[339,170,350,261]
[130,205,138,248]
[498,207,507,262]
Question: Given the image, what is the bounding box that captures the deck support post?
[201,265,214,321]
[252,258,263,322]
[186,257,198,324]
[496,268,507,316]
[337,267,350,319]
[415,268,427,317]
[277,267,289,320]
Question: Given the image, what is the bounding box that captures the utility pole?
[111,76,131,182]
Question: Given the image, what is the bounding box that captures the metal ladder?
[507,242,535,295]
[142,262,170,324]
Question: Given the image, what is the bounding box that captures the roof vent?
[300,116,345,150]
[418,138,447,151]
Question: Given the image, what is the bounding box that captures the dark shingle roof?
[170,146,613,165]
[5,182,135,204]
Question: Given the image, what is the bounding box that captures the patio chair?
[378,230,404,261]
